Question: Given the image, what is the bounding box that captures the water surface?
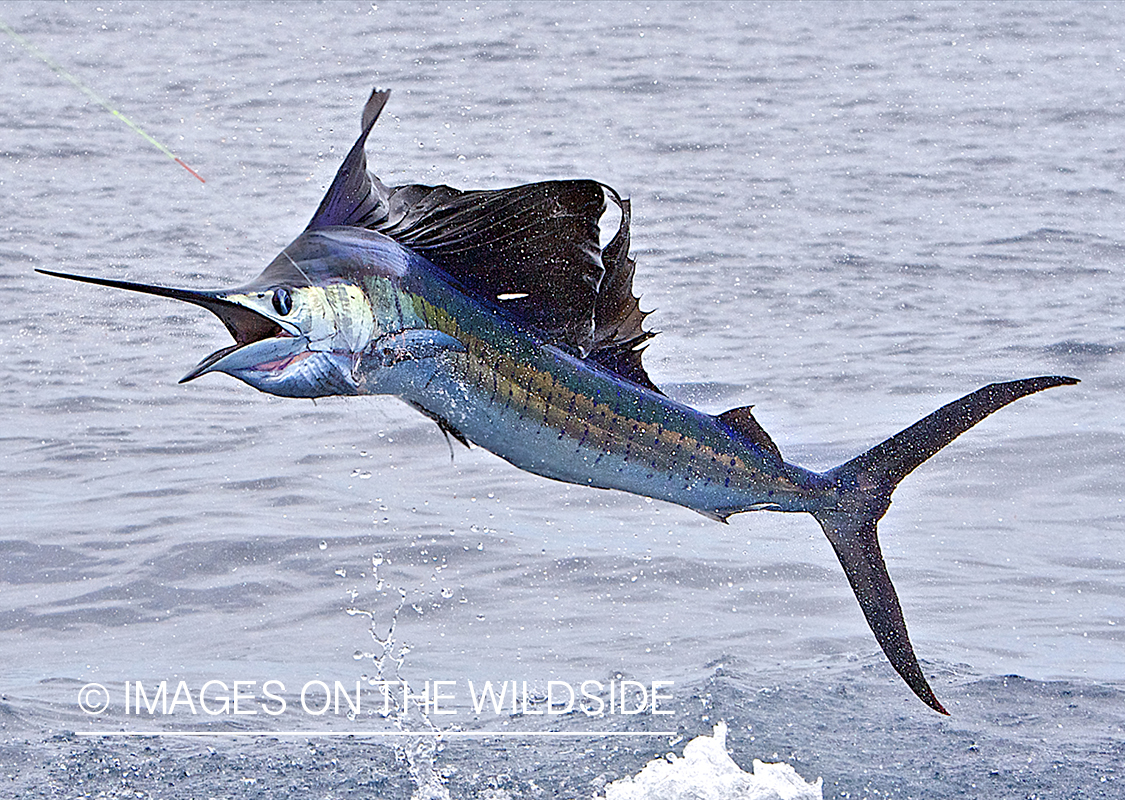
[1,2,1122,797]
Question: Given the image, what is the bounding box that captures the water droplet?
[335,568,347,578]
[319,541,328,551]
[440,587,453,598]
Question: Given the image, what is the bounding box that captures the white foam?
[603,723,823,800]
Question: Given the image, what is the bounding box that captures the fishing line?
[0,17,205,183]
[283,251,315,287]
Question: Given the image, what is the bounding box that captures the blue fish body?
[318,227,828,520]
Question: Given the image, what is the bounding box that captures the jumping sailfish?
[39,89,1077,714]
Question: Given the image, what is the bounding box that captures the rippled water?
[2,1,1123,797]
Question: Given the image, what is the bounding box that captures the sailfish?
[39,89,1077,713]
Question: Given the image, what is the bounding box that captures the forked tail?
[811,375,1078,714]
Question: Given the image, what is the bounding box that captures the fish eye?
[272,287,292,316]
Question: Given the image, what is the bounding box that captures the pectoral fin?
[369,329,467,367]
[407,401,472,451]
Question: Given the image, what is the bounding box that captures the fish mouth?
[35,269,291,382]
[177,319,289,383]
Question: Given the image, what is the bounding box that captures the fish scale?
[394,269,803,513]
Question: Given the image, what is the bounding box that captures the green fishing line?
[0,18,205,183]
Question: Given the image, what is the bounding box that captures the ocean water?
[1,1,1122,797]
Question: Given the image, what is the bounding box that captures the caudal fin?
[812,375,1078,714]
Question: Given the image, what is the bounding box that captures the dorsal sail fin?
[306,88,391,230]
[585,191,661,394]
[371,179,607,355]
[307,89,660,389]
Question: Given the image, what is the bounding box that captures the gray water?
[1,1,1123,797]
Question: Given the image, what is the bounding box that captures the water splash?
[603,723,823,800]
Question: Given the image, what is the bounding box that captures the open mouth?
[178,301,289,383]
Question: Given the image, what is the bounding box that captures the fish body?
[39,89,1079,714]
[309,227,828,521]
